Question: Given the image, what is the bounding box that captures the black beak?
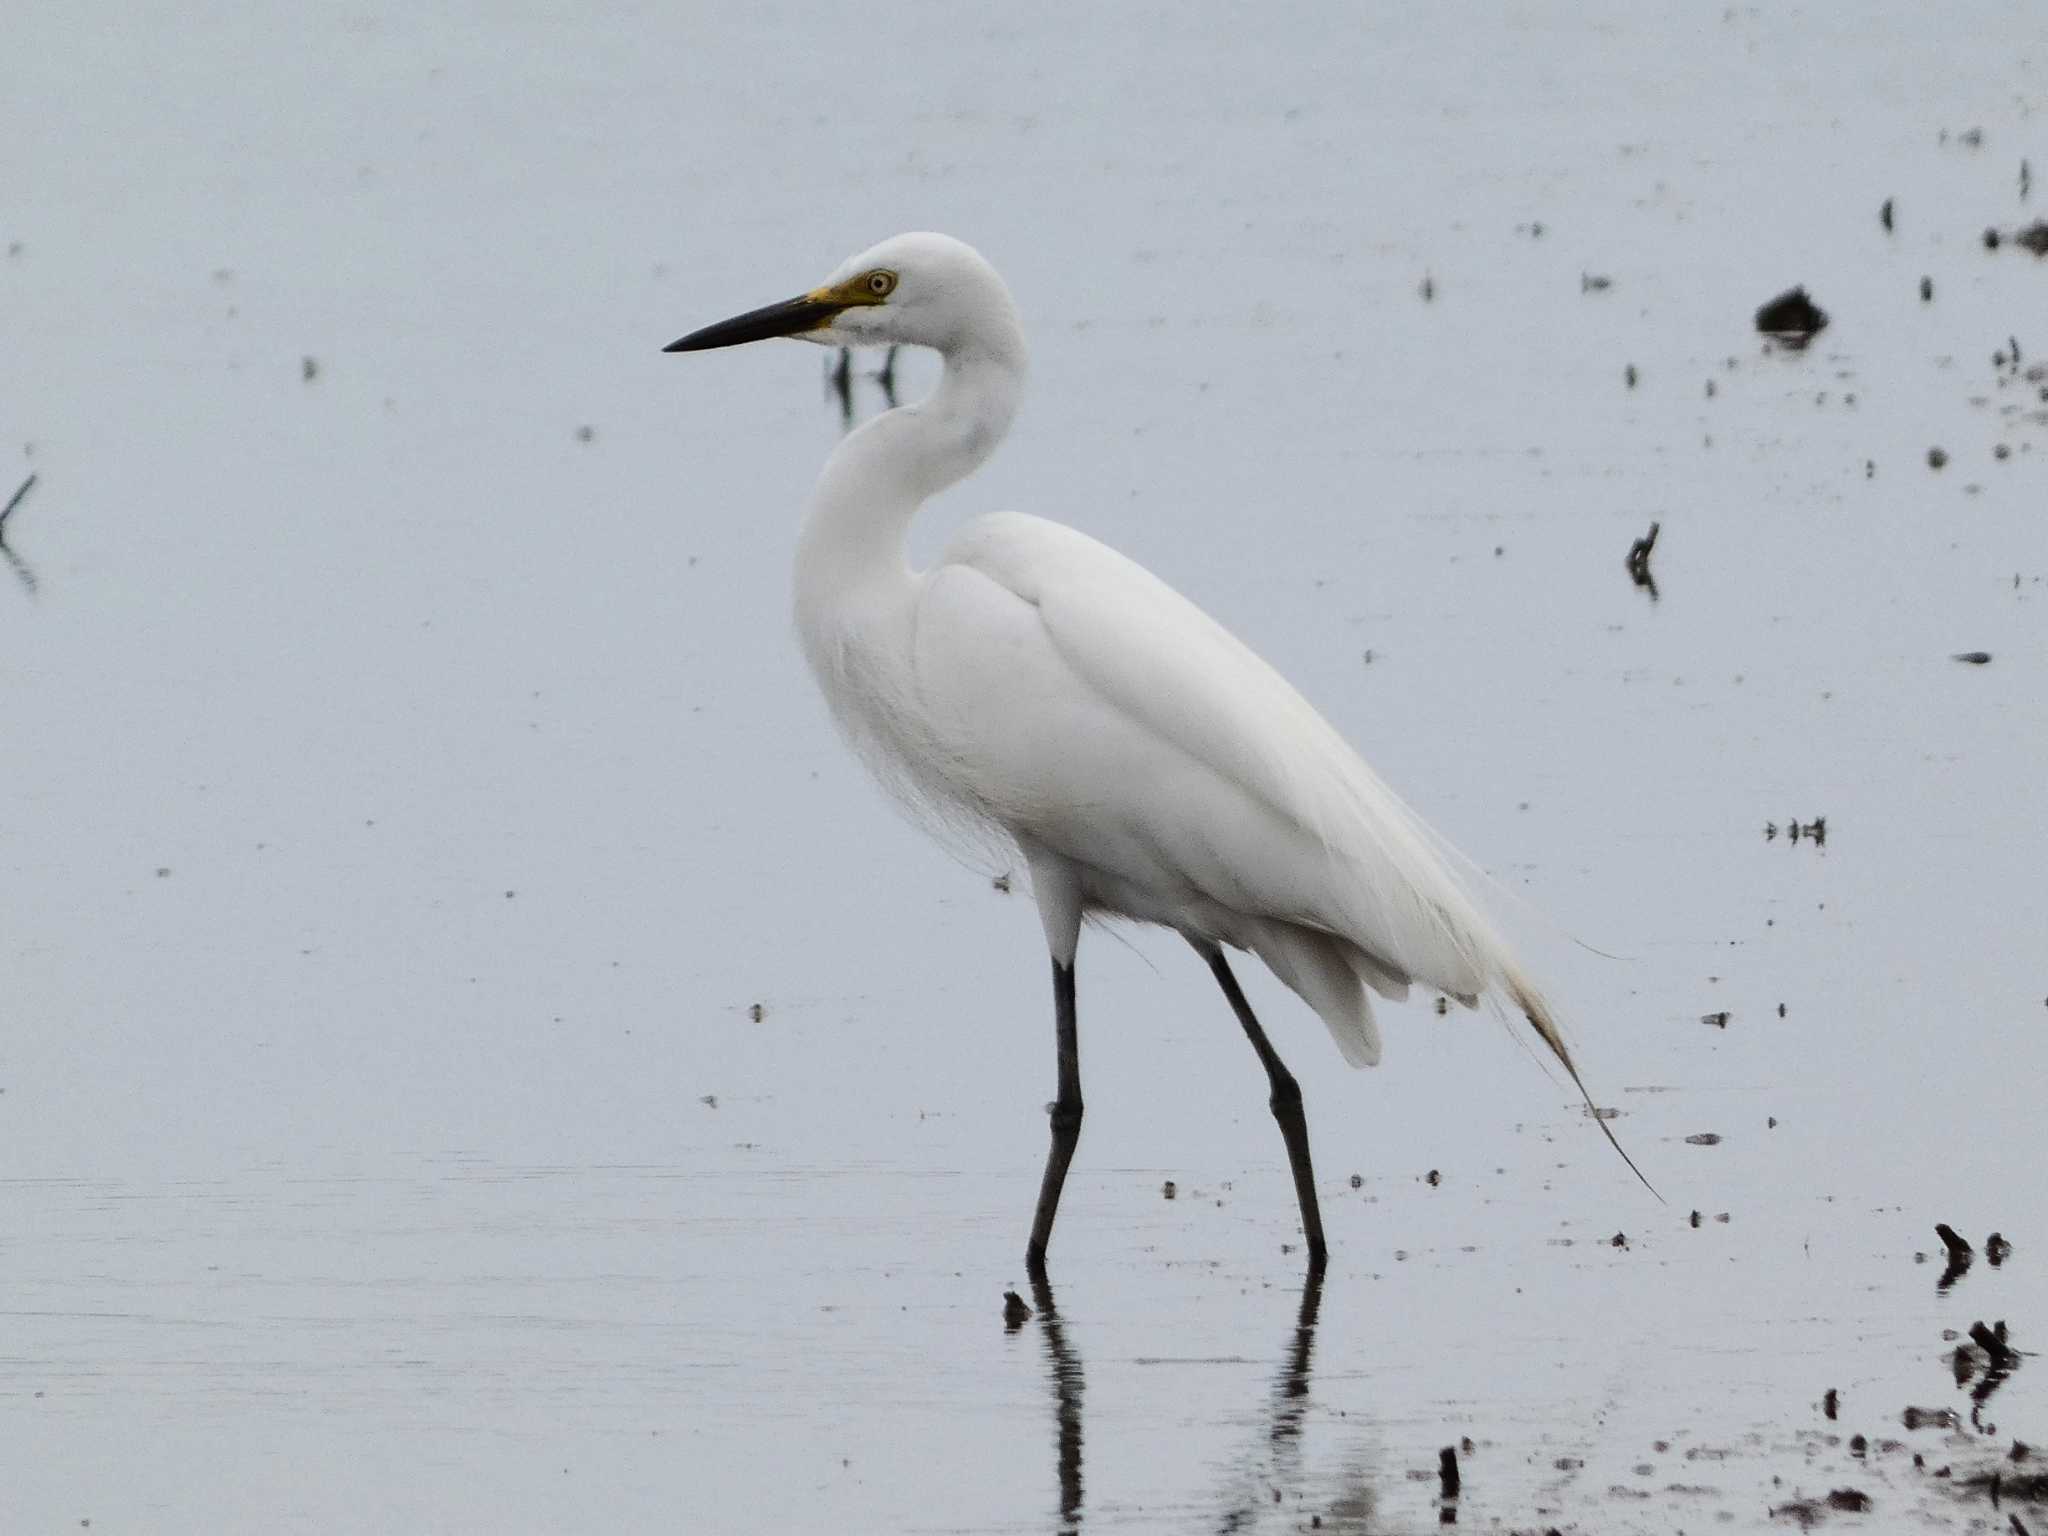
[663,294,844,353]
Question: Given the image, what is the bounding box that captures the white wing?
[906,510,1542,1068]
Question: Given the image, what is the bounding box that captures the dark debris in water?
[1962,1470,2048,1504]
[1756,286,1829,348]
[1988,1233,2014,1266]
[1765,816,1828,847]
[1770,1488,1873,1526]
[1625,519,1660,598]
[1002,1289,1033,1330]
[2016,222,2048,257]
[1937,1224,1976,1292]
[1905,1406,1962,1431]
[1684,1132,1722,1146]
[1954,650,1993,664]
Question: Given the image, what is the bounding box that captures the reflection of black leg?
[1026,959,1083,1274]
[1205,949,1329,1269]
[1272,1262,1325,1448]
[1212,1262,1329,1531]
[1029,1271,1085,1531]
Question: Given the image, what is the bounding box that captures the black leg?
[1205,949,1329,1269]
[1025,958,1083,1274]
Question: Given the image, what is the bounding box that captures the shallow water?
[4,2,2045,1530]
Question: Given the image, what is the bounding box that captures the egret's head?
[664,232,1017,357]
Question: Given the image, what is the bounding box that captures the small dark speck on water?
[1581,272,1612,292]
[155,867,171,878]
[1825,1388,1840,1420]
[1610,1231,1628,1248]
[1426,1168,1441,1187]
[2016,221,2048,256]
[1922,275,1935,301]
[699,1094,717,1109]
[1349,1173,1363,1189]
[1953,651,1992,664]
[1625,363,1638,388]
[1002,1290,1032,1330]
[1420,274,1436,301]
[1685,1132,1722,1146]
[1880,197,1895,231]
[1161,1179,1177,1200]
[301,355,319,382]
[1827,1489,1872,1512]
[575,425,595,443]
[1985,228,2003,251]
[747,1002,766,1023]
[1690,1209,1702,1229]
[1988,1233,2014,1265]
[991,872,1011,893]
[1701,1010,1730,1028]
[1936,1224,1974,1261]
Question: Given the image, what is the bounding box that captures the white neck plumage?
[795,326,1028,616]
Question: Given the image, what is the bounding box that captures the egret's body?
[669,233,1643,1272]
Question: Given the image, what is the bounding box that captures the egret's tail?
[1504,972,1661,1201]
[1249,922,1386,1068]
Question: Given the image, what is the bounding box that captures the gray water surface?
[3,2,2045,1530]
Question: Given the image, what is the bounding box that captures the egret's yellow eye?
[865,270,897,298]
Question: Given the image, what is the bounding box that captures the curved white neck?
[794,329,1027,615]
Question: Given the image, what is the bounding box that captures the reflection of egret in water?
[1213,1266,1370,1533]
[1028,1273,1085,1533]
[1020,1267,1364,1535]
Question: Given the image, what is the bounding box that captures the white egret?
[666,233,1648,1272]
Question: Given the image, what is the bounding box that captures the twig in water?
[868,344,900,407]
[1,472,38,594]
[1625,519,1660,599]
[825,348,854,430]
